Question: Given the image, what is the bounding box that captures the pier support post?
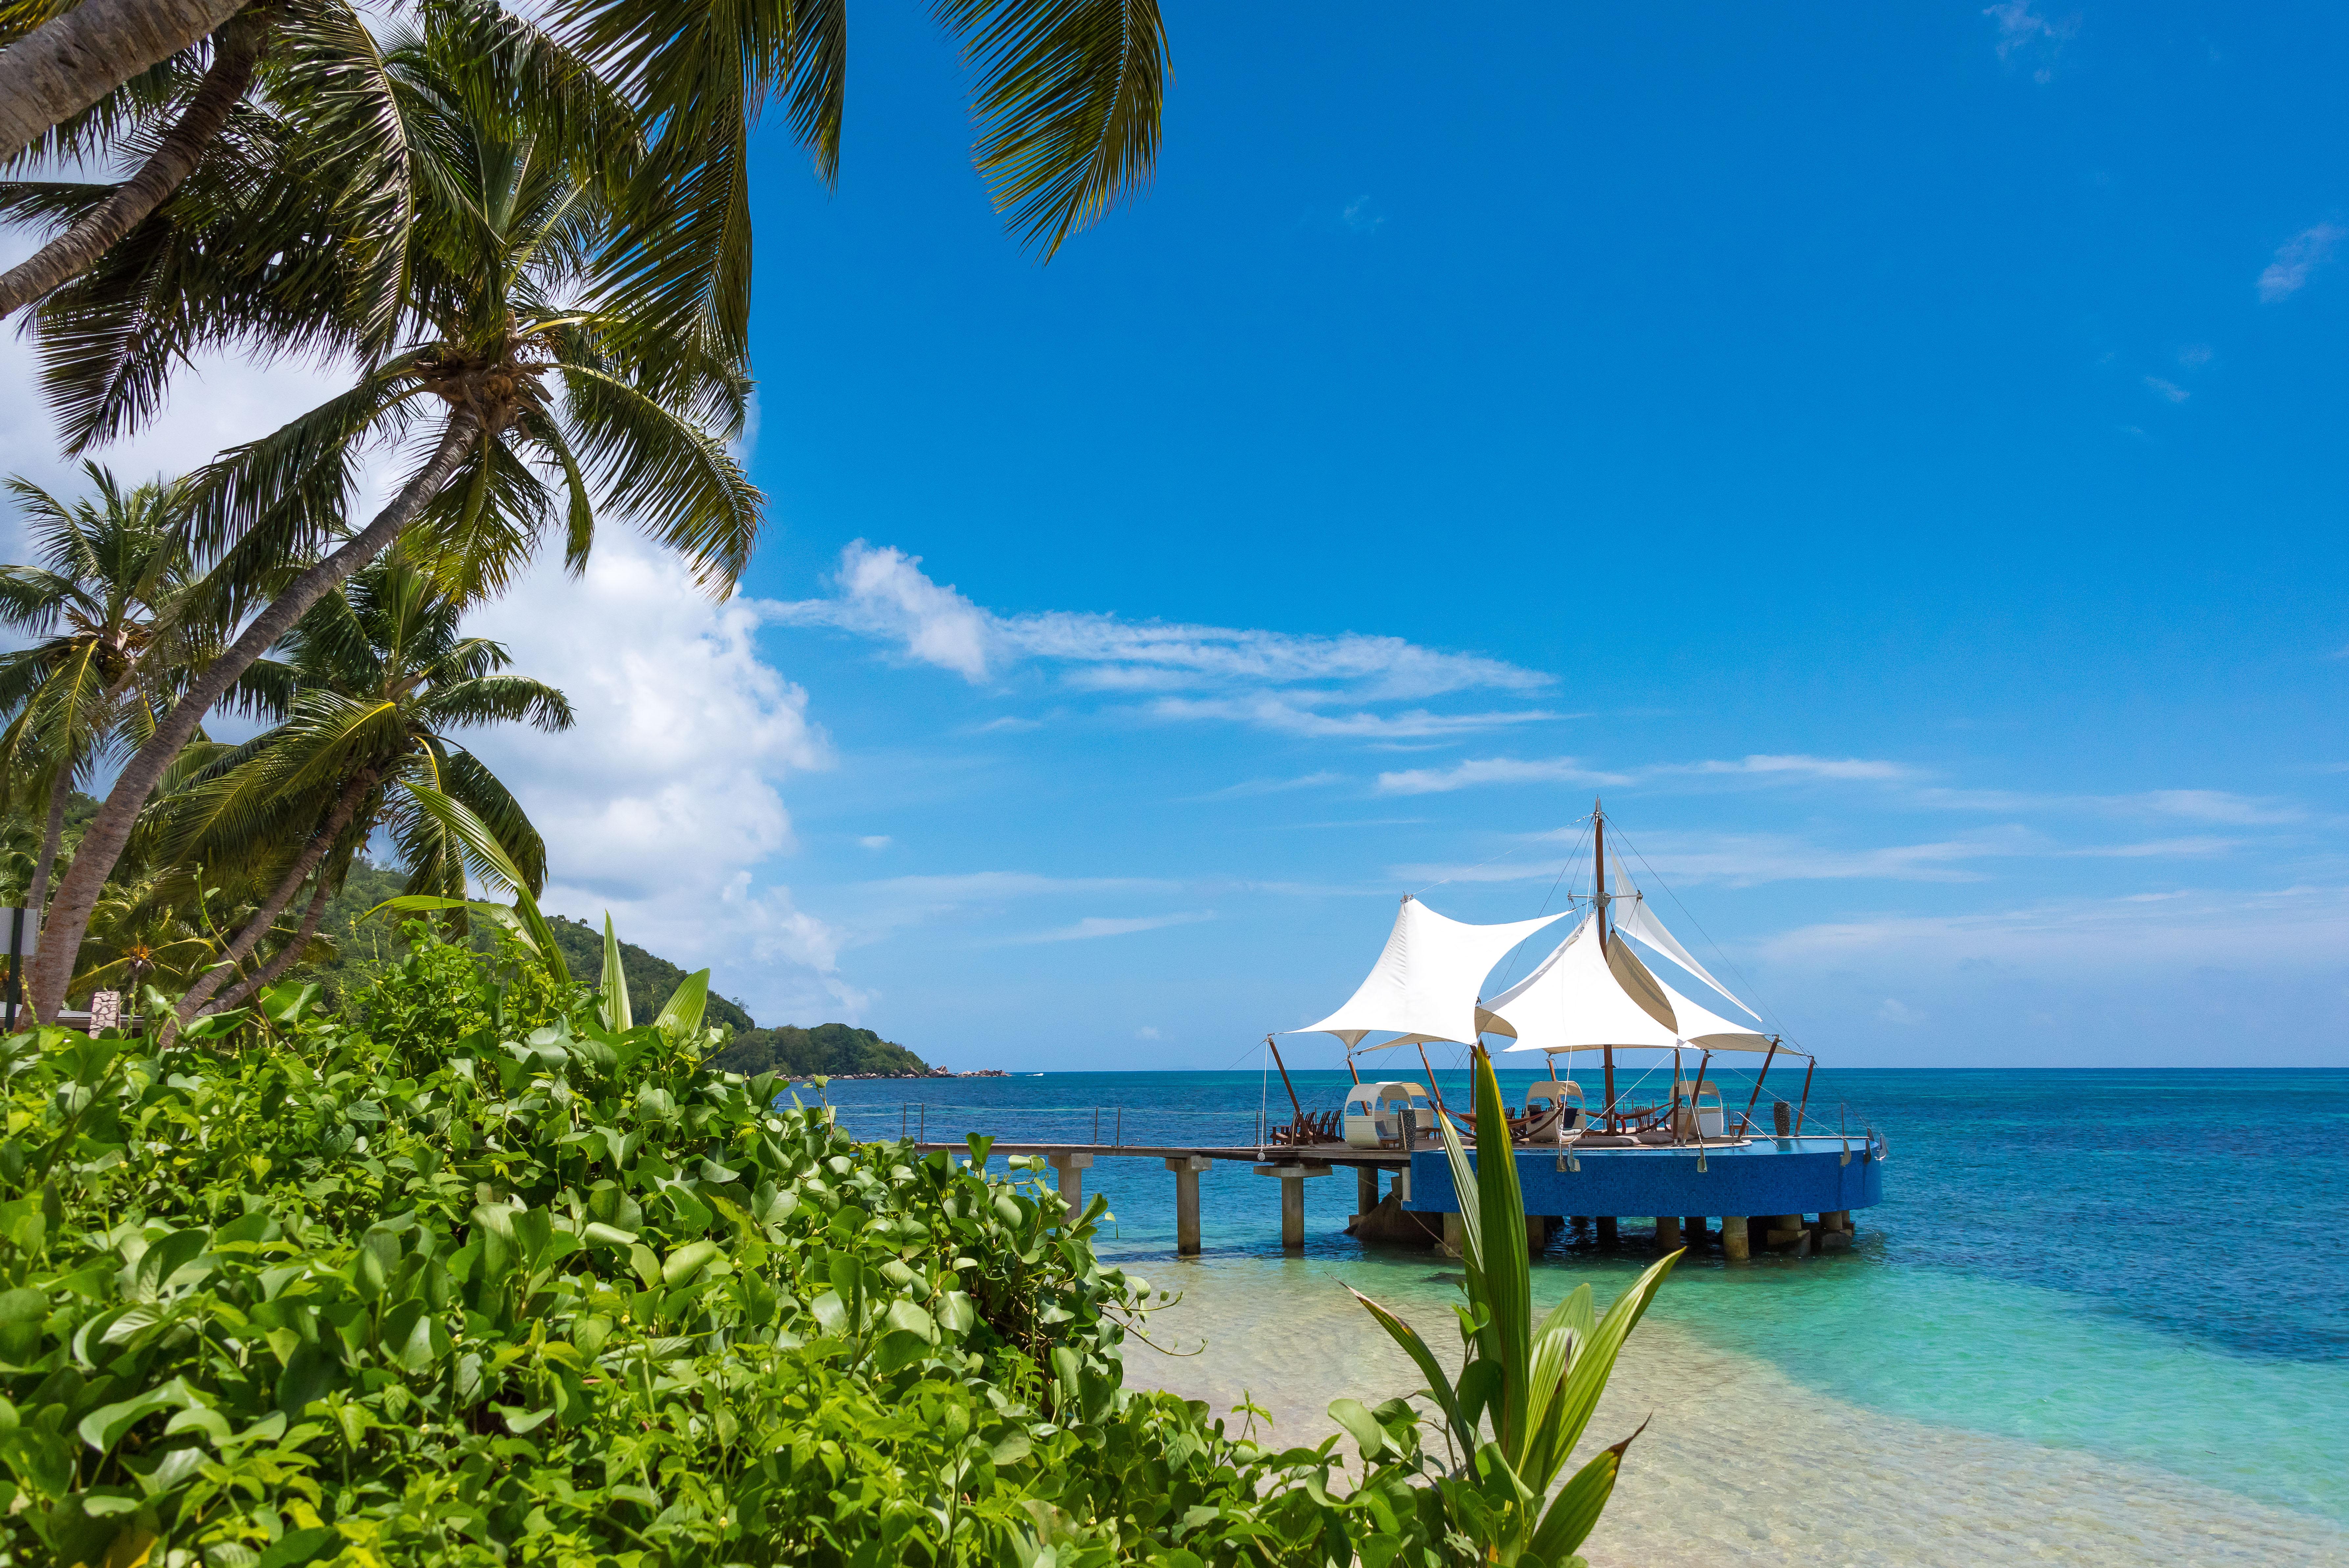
[1255,1163,1332,1250]
[1764,1214,1809,1255]
[1165,1155,1211,1256]
[1442,1212,1463,1256]
[1048,1153,1094,1220]
[1685,1216,1708,1246]
[1392,1164,1411,1203]
[1357,1165,1380,1216]
[1529,1216,1550,1253]
[1722,1215,1750,1261]
[1596,1216,1618,1245]
[1655,1215,1682,1252]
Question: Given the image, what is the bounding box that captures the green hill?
[708,1022,933,1079]
[546,915,756,1032]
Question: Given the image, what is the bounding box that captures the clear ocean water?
[821,1068,2348,1566]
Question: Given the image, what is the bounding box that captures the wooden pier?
[913,1128,1883,1257]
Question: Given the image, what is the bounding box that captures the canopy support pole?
[1738,1039,1781,1136]
[1266,1035,1305,1126]
[1415,1041,1453,1129]
[1346,1050,1361,1085]
[1693,1049,1712,1139]
[1795,1058,1817,1133]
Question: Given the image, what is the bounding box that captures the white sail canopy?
[1289,896,1569,1048]
[1613,895,1758,1019]
[1491,912,1774,1053]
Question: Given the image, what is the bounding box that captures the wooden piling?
[1684,1215,1708,1245]
[1255,1163,1332,1251]
[1165,1155,1210,1256]
[1596,1216,1618,1245]
[1722,1215,1750,1260]
[1655,1215,1682,1252]
[1357,1165,1380,1215]
[1047,1152,1093,1219]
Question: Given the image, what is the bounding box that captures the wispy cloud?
[1678,754,1915,782]
[778,542,1554,738]
[1376,756,1626,795]
[1762,882,2349,970]
[1375,751,1911,796]
[2258,223,2344,303]
[856,835,893,850]
[1189,771,1345,801]
[1006,911,1217,944]
[1341,196,1384,233]
[1916,786,2305,825]
[2143,376,2190,404]
[1983,0,2078,82]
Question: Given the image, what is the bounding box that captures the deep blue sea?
[820,1068,2349,1566]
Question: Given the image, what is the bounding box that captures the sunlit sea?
[821,1068,2348,1566]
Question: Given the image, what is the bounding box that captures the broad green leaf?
[599,913,631,1030]
[1327,1397,1389,1459]
[1344,1283,1473,1460]
[653,968,709,1037]
[1528,1419,1646,1563]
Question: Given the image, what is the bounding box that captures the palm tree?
[157,548,569,1028]
[0,463,208,922]
[22,8,727,1022]
[5,0,1167,321]
[19,0,1177,1020]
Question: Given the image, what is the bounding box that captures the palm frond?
[934,0,1167,258]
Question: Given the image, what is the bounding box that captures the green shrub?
[0,947,1452,1567]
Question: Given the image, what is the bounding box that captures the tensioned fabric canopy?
[1612,895,1759,1019]
[1489,913,1779,1054]
[1288,895,1570,1049]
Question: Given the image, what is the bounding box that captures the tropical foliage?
[0,923,1465,1567]
[1349,1047,1677,1566]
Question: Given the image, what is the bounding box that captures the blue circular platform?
[1403,1132,1886,1217]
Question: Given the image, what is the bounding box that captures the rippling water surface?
[822,1068,2348,1565]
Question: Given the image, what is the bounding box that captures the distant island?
[544,916,944,1077]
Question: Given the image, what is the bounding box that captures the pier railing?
[830,1102,1273,1152]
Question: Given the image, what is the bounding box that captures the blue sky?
[4,2,2343,1067]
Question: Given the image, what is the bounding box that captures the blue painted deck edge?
[1402,1141,1884,1216]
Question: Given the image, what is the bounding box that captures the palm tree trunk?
[171,761,377,1029]
[27,409,481,1022]
[0,10,265,321]
[0,0,248,164]
[213,872,333,1014]
[24,765,74,919]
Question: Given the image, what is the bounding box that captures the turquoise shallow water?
[824,1068,2349,1561]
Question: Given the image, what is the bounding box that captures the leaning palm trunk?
[0,0,247,164]
[214,874,334,1014]
[169,762,378,1033]
[28,412,480,1022]
[0,12,266,321]
[25,760,76,921]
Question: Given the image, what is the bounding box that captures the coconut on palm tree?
[156,547,568,1029]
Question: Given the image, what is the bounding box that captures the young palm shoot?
[1346,1045,1679,1566]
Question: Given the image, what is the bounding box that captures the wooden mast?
[1595,798,1617,1132]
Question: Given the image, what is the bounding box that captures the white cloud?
[1377,756,1625,795]
[1401,827,2045,888]
[778,541,1553,737]
[857,835,893,850]
[1375,751,1910,796]
[460,538,859,1020]
[1341,196,1383,233]
[1679,754,1914,781]
[1189,771,1344,801]
[1876,998,1926,1025]
[1145,696,1557,740]
[1916,785,2306,824]
[1005,911,1216,944]
[1762,882,2349,972]
[2143,376,2190,404]
[1136,1025,1161,1039]
[1983,0,2077,80]
[2258,223,2343,303]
